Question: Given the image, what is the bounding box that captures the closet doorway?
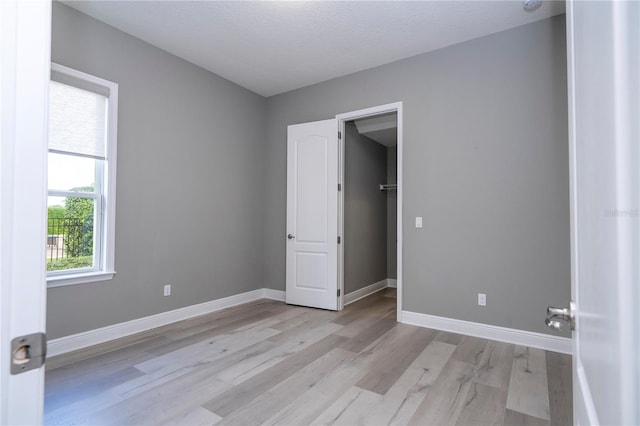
[337,103,403,320]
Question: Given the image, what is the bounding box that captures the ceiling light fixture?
[523,0,543,11]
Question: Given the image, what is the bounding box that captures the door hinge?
[338,131,342,139]
[11,332,46,375]
[338,183,341,191]
[337,236,341,244]
[337,289,341,297]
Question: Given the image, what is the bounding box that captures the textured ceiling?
[62,1,565,97]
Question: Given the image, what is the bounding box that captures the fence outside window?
[47,217,93,270]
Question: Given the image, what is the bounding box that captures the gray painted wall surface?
[49,8,570,340]
[48,3,267,339]
[387,147,397,279]
[264,16,570,336]
[344,122,388,294]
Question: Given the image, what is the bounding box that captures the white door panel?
[0,0,51,424]
[295,136,329,243]
[567,1,639,425]
[295,252,328,290]
[286,119,338,310]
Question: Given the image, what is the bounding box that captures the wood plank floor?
[45,289,572,425]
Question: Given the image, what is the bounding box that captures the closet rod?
[379,184,398,191]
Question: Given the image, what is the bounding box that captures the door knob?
[287,234,295,240]
[546,301,575,331]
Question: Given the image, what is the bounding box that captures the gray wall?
[48,3,267,339]
[264,15,570,336]
[387,147,397,279]
[49,8,570,339]
[344,122,388,295]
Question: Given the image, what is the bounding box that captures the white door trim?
[565,4,589,424]
[336,102,403,320]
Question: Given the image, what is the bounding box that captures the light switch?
[478,293,487,306]
[415,217,423,228]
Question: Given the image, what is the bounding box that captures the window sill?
[47,271,116,288]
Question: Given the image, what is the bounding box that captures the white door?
[566,1,639,425]
[286,119,339,310]
[0,0,51,424]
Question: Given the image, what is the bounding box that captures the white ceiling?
[62,1,565,97]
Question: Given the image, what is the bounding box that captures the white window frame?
[47,63,118,287]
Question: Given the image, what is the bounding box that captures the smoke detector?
[523,0,542,11]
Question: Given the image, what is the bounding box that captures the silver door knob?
[546,301,575,331]
[287,234,295,240]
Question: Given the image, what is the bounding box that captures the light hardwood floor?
[45,289,572,425]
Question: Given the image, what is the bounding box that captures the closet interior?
[344,112,398,301]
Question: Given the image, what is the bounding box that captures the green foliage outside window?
[47,186,95,271]
[63,191,94,257]
[46,255,93,272]
[47,205,65,235]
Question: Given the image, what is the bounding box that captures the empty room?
[1,1,638,425]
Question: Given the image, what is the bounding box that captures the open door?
[0,0,51,424]
[286,119,339,310]
[562,1,639,424]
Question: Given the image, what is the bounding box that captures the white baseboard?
[387,279,397,288]
[344,279,388,305]
[48,288,284,357]
[263,288,286,301]
[401,310,572,355]
[49,288,570,358]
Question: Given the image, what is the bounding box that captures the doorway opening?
[337,102,403,320]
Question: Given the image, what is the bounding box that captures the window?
[47,63,118,287]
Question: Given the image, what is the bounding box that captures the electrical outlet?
[164,284,171,296]
[478,293,486,307]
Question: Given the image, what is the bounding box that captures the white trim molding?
[47,63,119,288]
[401,310,572,355]
[48,288,285,357]
[335,101,403,321]
[387,279,397,288]
[344,279,388,305]
[263,288,286,302]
